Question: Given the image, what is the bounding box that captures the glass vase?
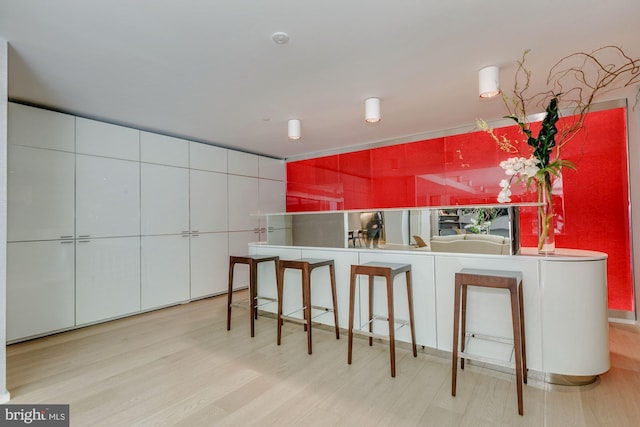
[537,173,555,254]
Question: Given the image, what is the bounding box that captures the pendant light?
[365,97,381,123]
[479,66,501,98]
[288,119,301,140]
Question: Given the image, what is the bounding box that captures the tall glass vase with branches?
[480,46,640,253]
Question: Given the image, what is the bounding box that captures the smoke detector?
[271,32,290,44]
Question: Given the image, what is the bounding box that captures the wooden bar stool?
[227,254,279,337]
[277,258,339,355]
[451,268,527,415]
[348,262,417,377]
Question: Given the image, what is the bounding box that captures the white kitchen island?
[248,242,609,384]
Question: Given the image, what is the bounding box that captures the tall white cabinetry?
[140,133,190,310]
[189,142,229,299]
[6,104,76,341]
[75,118,141,325]
[6,103,285,342]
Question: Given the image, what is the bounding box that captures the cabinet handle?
[78,235,90,238]
[182,231,190,234]
[78,240,91,243]
[191,230,199,233]
[191,234,199,237]
[60,241,74,244]
[60,235,73,239]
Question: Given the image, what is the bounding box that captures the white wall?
[1,38,11,403]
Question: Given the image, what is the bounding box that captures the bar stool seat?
[227,254,279,337]
[277,258,340,354]
[451,268,527,415]
[348,261,417,377]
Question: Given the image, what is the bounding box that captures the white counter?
[248,243,609,382]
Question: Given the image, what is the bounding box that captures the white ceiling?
[1,0,639,160]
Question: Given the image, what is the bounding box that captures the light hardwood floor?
[6,291,640,426]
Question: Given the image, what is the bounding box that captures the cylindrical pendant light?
[479,66,501,98]
[365,97,381,123]
[288,119,301,140]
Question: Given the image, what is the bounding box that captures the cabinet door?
[141,235,190,310]
[76,117,139,160]
[76,155,140,238]
[7,146,75,241]
[141,163,189,235]
[228,175,260,232]
[8,103,75,152]
[259,178,286,214]
[228,150,259,177]
[141,132,189,167]
[190,232,229,298]
[259,157,285,181]
[76,237,141,325]
[189,141,227,172]
[190,169,228,233]
[7,241,75,341]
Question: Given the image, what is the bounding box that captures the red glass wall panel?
[286,108,633,311]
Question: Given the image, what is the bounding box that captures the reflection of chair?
[348,230,365,247]
[413,235,428,247]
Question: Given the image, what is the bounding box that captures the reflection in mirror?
[267,206,520,255]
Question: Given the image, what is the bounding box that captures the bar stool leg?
[460,283,468,370]
[368,275,374,346]
[348,267,357,365]
[227,259,235,331]
[386,272,396,377]
[519,282,528,384]
[249,261,257,337]
[329,264,340,339]
[276,263,284,346]
[510,285,524,415]
[405,270,417,357]
[451,275,462,396]
[303,264,313,354]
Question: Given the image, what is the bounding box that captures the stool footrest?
[364,314,411,327]
[281,314,307,325]
[465,331,514,346]
[458,351,516,370]
[351,328,389,341]
[255,296,277,308]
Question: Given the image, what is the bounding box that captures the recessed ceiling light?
[272,32,290,44]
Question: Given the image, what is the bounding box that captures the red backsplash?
[286,108,633,311]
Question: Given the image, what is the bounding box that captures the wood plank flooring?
[6,291,640,426]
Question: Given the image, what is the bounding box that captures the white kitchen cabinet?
[228,150,259,177]
[259,157,286,181]
[6,240,75,342]
[228,175,260,232]
[259,179,286,214]
[8,103,75,152]
[7,145,75,241]
[141,132,189,168]
[76,155,140,238]
[190,169,228,233]
[76,237,141,325]
[141,163,189,236]
[189,141,227,173]
[76,117,139,161]
[190,232,229,298]
[141,235,190,310]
